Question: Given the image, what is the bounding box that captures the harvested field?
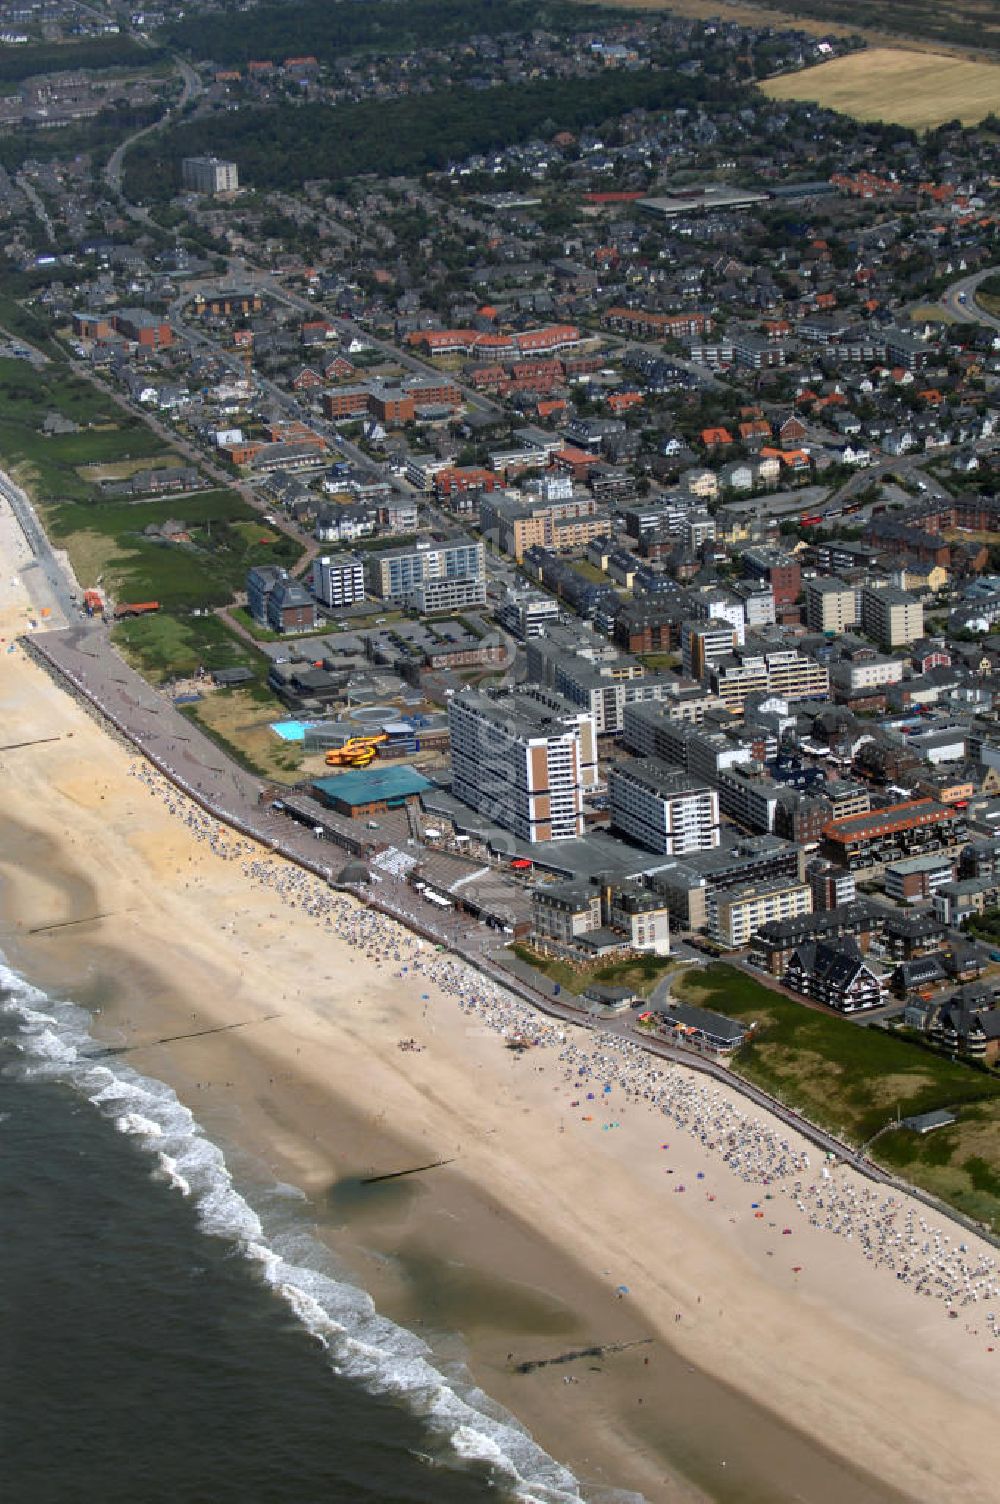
[761,47,1000,129]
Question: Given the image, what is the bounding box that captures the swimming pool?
[270,720,314,742]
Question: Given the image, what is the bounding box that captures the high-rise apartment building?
[448,688,597,842]
[182,156,239,195]
[804,576,857,634]
[609,757,720,855]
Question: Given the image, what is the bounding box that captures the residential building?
[860,584,924,650]
[312,554,365,610]
[821,799,967,876]
[783,938,885,1013]
[365,536,485,611]
[682,619,737,680]
[707,876,812,948]
[742,548,801,606]
[884,853,955,904]
[805,576,857,634]
[608,757,720,855]
[182,155,239,194]
[448,688,597,842]
[248,567,316,633]
[711,647,829,713]
[807,859,856,910]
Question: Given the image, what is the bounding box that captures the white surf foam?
[0,958,623,1504]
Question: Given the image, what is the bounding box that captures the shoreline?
[3,629,1000,1501]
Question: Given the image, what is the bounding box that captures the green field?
[113,610,263,683]
[511,943,676,997]
[675,964,1000,1231]
[45,489,303,611]
[0,357,167,503]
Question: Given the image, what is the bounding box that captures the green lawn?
[44,490,303,611]
[674,964,1000,1232]
[113,611,263,683]
[511,943,676,998]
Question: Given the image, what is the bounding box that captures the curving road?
[938,264,1000,331]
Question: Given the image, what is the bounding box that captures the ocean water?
[0,960,610,1504]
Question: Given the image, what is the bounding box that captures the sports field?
[761,47,1000,129]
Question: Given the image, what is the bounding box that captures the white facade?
[707,878,813,948]
[312,553,365,609]
[449,689,597,843]
[609,758,720,855]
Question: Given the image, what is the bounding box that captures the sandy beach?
[3,556,1000,1500]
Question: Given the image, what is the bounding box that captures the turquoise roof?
[311,764,431,808]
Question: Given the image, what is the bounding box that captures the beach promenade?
[4,498,1000,1501]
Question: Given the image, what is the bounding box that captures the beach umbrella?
[696,1172,705,1180]
[617,1285,630,1295]
[782,1228,792,1235]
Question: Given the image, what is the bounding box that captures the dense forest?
[124,67,743,199]
[163,0,624,65]
[0,37,160,83]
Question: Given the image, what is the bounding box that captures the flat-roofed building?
[707,876,813,949]
[884,853,956,904]
[609,757,720,855]
[448,688,597,843]
[805,576,856,634]
[312,553,364,610]
[182,155,239,195]
[860,584,924,650]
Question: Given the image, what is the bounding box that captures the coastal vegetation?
[675,965,1000,1232]
[511,943,676,997]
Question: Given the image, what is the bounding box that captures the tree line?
[125,67,745,200]
[164,0,624,67]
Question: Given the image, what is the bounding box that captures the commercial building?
[706,876,812,948]
[182,156,239,195]
[860,584,924,650]
[448,688,597,843]
[820,798,967,876]
[608,757,720,856]
[312,553,365,610]
[805,576,857,634]
[365,536,485,611]
[311,765,431,818]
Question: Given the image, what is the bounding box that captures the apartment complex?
[707,875,813,948]
[860,584,924,649]
[365,536,485,611]
[479,492,608,562]
[681,618,737,679]
[805,576,857,634]
[312,553,365,610]
[608,757,720,855]
[820,798,967,875]
[182,156,239,195]
[448,688,597,842]
[531,879,671,954]
[710,647,830,712]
